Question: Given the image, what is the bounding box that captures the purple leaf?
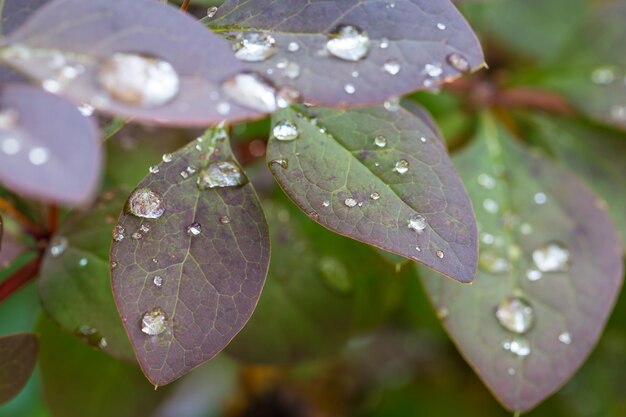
[1,0,264,126]
[0,332,37,404]
[0,0,51,35]
[0,84,101,205]
[0,214,26,269]
[110,126,270,386]
[266,104,478,283]
[209,0,485,106]
[420,114,623,412]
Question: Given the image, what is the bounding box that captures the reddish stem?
[180,0,190,11]
[48,205,59,234]
[0,257,42,303]
[0,197,45,237]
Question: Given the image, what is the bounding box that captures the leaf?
[419,114,623,412]
[0,215,26,269]
[0,0,263,126]
[266,104,478,283]
[38,189,135,362]
[37,314,169,417]
[209,0,484,106]
[0,84,101,205]
[0,333,37,404]
[110,126,270,385]
[226,198,405,364]
[0,0,51,36]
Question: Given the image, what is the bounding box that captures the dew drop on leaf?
[370,192,380,200]
[394,159,409,174]
[127,188,165,219]
[149,165,159,174]
[383,59,401,75]
[446,52,471,73]
[534,192,547,205]
[153,276,163,287]
[495,297,534,334]
[590,66,616,85]
[49,236,68,257]
[112,225,125,242]
[78,258,88,267]
[1,136,22,155]
[141,307,168,336]
[273,121,299,141]
[162,153,173,163]
[98,53,179,107]
[187,222,202,236]
[233,32,277,62]
[436,250,444,259]
[222,72,280,112]
[197,161,245,189]
[526,269,543,281]
[558,332,572,345]
[219,216,231,224]
[28,147,49,166]
[407,214,427,232]
[532,241,571,272]
[269,158,289,169]
[424,63,443,78]
[344,198,358,208]
[326,25,370,61]
[344,83,356,94]
[374,135,387,148]
[384,96,400,111]
[503,337,531,357]
[287,42,300,52]
[206,6,218,18]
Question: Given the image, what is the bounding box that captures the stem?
[0,197,44,236]
[180,0,190,11]
[47,205,59,234]
[0,257,41,303]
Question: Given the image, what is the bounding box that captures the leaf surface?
[209,0,484,106]
[420,114,624,412]
[0,0,51,35]
[110,127,270,385]
[266,104,478,282]
[0,333,37,404]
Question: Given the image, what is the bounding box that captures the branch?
[0,257,41,303]
[0,197,45,237]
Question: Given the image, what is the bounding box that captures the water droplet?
[481,233,495,245]
[149,165,160,174]
[50,236,68,257]
[344,198,358,208]
[197,161,245,189]
[590,66,616,85]
[153,275,163,287]
[162,153,173,163]
[326,25,370,61]
[351,71,359,78]
[507,367,516,376]
[111,261,118,269]
[131,231,143,240]
[394,159,409,174]
[534,192,547,205]
[98,53,179,107]
[222,72,280,112]
[344,83,356,94]
[495,297,534,334]
[384,96,400,112]
[503,337,531,357]
[477,173,496,189]
[206,6,218,18]
[482,198,499,214]
[526,269,543,281]
[424,63,443,78]
[141,307,168,336]
[558,332,572,345]
[127,188,165,219]
[322,200,330,207]
[436,307,449,319]
[216,102,231,115]
[78,258,88,267]
[436,250,444,259]
[273,121,299,141]
[288,42,300,52]
[379,38,390,49]
[532,241,570,272]
[383,59,401,75]
[370,192,380,200]
[219,216,231,224]
[1,136,21,155]
[28,147,49,165]
[77,103,94,116]
[446,53,470,73]
[407,214,427,232]
[112,225,125,242]
[520,223,533,235]
[187,222,202,236]
[180,170,189,179]
[374,135,387,148]
[282,61,301,79]
[98,337,108,349]
[270,158,289,169]
[233,32,277,62]
[437,22,447,30]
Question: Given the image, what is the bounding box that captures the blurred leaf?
[38,314,168,417]
[0,0,263,126]
[209,0,484,106]
[0,217,27,269]
[0,333,37,404]
[420,114,623,412]
[226,198,405,364]
[266,105,478,283]
[38,189,134,361]
[111,127,270,385]
[0,0,50,35]
[0,85,101,205]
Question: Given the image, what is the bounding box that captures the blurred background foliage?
[2,0,626,416]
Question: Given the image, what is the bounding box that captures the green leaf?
[0,333,37,404]
[420,114,623,412]
[266,104,478,283]
[38,188,135,361]
[110,127,270,386]
[37,314,168,417]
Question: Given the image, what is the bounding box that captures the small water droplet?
[437,22,446,30]
[351,71,359,78]
[326,25,370,61]
[495,297,534,334]
[322,200,330,207]
[507,367,516,376]
[436,250,444,259]
[98,337,108,349]
[222,72,281,112]
[28,147,49,166]
[112,225,125,242]
[384,96,400,112]
[344,83,356,94]
[153,275,163,287]
[370,192,380,200]
[206,6,218,18]
[141,307,168,335]
[477,173,496,189]
[273,121,299,141]
[187,222,202,236]
[50,236,68,257]
[532,241,570,272]
[78,258,88,267]
[446,53,470,73]
[407,214,427,232]
[374,135,387,148]
[534,192,547,205]
[131,231,143,240]
[270,158,289,169]
[111,261,118,269]
[482,198,499,214]
[1,136,21,155]
[344,198,358,208]
[219,216,231,224]
[197,161,245,189]
[424,63,443,78]
[394,159,409,174]
[162,153,173,163]
[233,32,277,62]
[98,53,179,107]
[591,66,616,85]
[149,165,160,174]
[558,331,572,345]
[481,233,495,245]
[180,170,189,179]
[287,41,300,52]
[526,269,543,281]
[77,103,94,116]
[503,337,531,357]
[216,102,231,115]
[383,59,401,75]
[436,307,449,319]
[127,188,165,219]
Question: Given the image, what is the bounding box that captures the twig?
[180,0,190,11]
[0,197,44,236]
[0,257,41,303]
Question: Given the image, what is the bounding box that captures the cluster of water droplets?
[588,66,626,123]
[0,109,52,166]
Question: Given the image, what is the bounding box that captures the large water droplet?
[394,159,409,174]
[127,188,165,219]
[326,25,370,61]
[407,214,427,232]
[273,121,299,141]
[141,307,168,335]
[187,222,202,236]
[233,32,277,62]
[446,53,470,73]
[50,236,68,257]
[98,53,179,107]
[222,72,279,112]
[344,198,358,208]
[503,337,531,357]
[532,241,570,272]
[374,135,387,148]
[495,297,534,334]
[197,161,245,189]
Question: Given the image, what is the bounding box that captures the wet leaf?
[39,189,135,362]
[0,333,37,404]
[0,215,26,269]
[266,104,478,283]
[226,198,404,364]
[110,126,270,385]
[420,114,623,412]
[0,0,51,36]
[0,84,101,205]
[37,315,168,417]
[1,0,263,126]
[209,0,484,106]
